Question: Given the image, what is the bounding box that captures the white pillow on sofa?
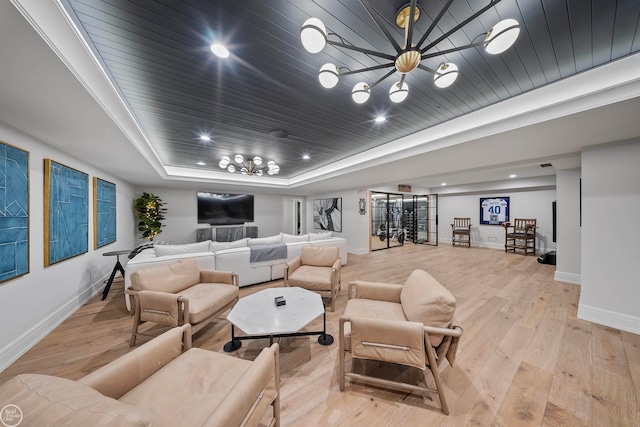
[209,238,249,252]
[309,232,333,241]
[248,235,282,246]
[280,233,309,243]
[154,241,211,257]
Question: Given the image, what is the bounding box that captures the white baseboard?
[0,275,108,373]
[554,271,581,285]
[577,304,640,335]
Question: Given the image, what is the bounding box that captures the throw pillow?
[400,269,456,347]
[248,235,282,246]
[309,231,333,241]
[280,233,309,243]
[154,240,211,257]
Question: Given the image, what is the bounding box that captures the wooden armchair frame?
[503,218,537,255]
[451,217,471,247]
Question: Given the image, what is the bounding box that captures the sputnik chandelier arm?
[300,0,520,104]
[219,155,280,176]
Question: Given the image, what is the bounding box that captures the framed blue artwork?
[93,177,116,248]
[44,159,88,266]
[0,140,29,283]
[480,196,510,225]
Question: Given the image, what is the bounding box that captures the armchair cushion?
[179,283,239,324]
[119,345,278,427]
[286,265,333,291]
[400,270,456,346]
[0,374,153,426]
[300,245,339,267]
[342,298,407,351]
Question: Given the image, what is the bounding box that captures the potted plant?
[134,192,167,240]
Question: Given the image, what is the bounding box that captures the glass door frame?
[370,191,406,251]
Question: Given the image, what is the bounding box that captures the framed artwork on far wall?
[313,197,342,232]
[93,177,116,249]
[0,140,30,283]
[44,159,89,266]
[480,196,510,225]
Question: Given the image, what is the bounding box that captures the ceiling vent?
[540,163,553,167]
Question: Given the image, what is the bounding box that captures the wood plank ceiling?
[60,0,640,179]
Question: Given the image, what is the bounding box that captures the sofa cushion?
[248,235,282,246]
[154,241,210,257]
[0,374,153,426]
[131,258,200,293]
[179,283,239,324]
[400,269,456,347]
[280,233,309,243]
[309,231,333,241]
[120,348,253,427]
[300,245,339,267]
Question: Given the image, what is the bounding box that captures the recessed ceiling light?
[509,174,517,178]
[302,154,311,160]
[199,135,212,142]
[441,182,447,186]
[374,116,386,123]
[196,161,206,166]
[210,43,229,58]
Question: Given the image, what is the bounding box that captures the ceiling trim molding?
[14,0,640,191]
[11,0,168,179]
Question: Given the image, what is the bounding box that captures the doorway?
[371,192,405,251]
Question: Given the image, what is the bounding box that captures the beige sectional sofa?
[0,324,280,427]
[125,232,347,294]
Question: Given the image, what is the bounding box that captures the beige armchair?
[126,257,239,346]
[284,246,341,312]
[339,270,463,414]
[0,325,280,427]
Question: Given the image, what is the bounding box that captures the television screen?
[197,193,254,225]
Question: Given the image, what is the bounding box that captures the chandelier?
[219,155,280,176]
[300,0,520,104]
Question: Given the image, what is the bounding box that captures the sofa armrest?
[78,325,191,399]
[204,343,280,427]
[200,270,239,287]
[348,281,402,302]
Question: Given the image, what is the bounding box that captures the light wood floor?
[2,244,639,426]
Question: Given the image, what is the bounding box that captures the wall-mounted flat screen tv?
[197,192,254,225]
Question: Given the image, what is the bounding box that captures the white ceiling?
[3,0,640,196]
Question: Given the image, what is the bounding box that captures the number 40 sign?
[480,197,510,225]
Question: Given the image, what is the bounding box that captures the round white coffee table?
[224,287,333,352]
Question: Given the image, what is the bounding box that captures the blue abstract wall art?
[0,141,29,283]
[94,177,116,248]
[44,159,88,266]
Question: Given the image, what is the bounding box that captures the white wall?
[555,169,581,284]
[136,188,288,244]
[0,123,137,371]
[306,189,368,254]
[578,140,640,334]
[438,189,557,252]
